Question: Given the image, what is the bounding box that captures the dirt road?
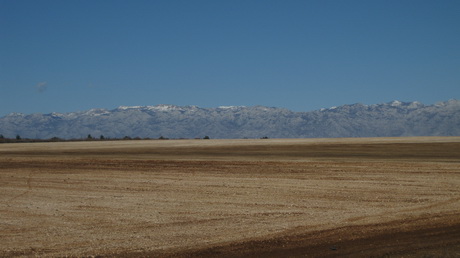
[1,137,459,257]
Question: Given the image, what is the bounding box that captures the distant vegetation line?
[0,134,216,144]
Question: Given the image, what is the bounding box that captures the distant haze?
[1,100,459,139]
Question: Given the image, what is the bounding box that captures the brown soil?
[1,137,459,257]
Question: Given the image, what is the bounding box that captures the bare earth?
[1,137,459,257]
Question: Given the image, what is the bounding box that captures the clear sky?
[1,0,459,116]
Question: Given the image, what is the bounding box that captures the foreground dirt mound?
[1,137,459,257]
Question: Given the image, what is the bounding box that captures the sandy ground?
[0,137,459,257]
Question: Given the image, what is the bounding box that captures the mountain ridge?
[1,100,459,139]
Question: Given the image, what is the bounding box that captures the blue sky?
[1,0,459,116]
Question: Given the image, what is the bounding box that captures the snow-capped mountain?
[1,100,459,139]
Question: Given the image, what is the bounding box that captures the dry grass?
[1,137,459,257]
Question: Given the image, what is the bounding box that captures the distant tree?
[16,135,21,140]
[261,136,269,139]
[159,136,166,140]
[0,134,4,139]
[100,135,105,140]
[203,136,210,139]
[123,136,132,140]
[87,134,93,140]
[50,137,61,142]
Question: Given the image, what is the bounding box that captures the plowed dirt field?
[1,137,459,257]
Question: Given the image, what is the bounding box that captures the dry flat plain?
[1,137,460,257]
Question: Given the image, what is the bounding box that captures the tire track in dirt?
[403,197,460,212]
[4,172,33,204]
[150,213,460,258]
[345,197,460,223]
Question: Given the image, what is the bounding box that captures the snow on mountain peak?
[390,100,403,107]
[408,101,423,109]
[218,106,245,110]
[84,108,109,116]
[51,112,66,118]
[6,112,25,117]
[117,106,143,110]
[149,104,182,111]
[435,99,460,107]
[117,104,186,112]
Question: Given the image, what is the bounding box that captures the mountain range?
[1,100,459,139]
